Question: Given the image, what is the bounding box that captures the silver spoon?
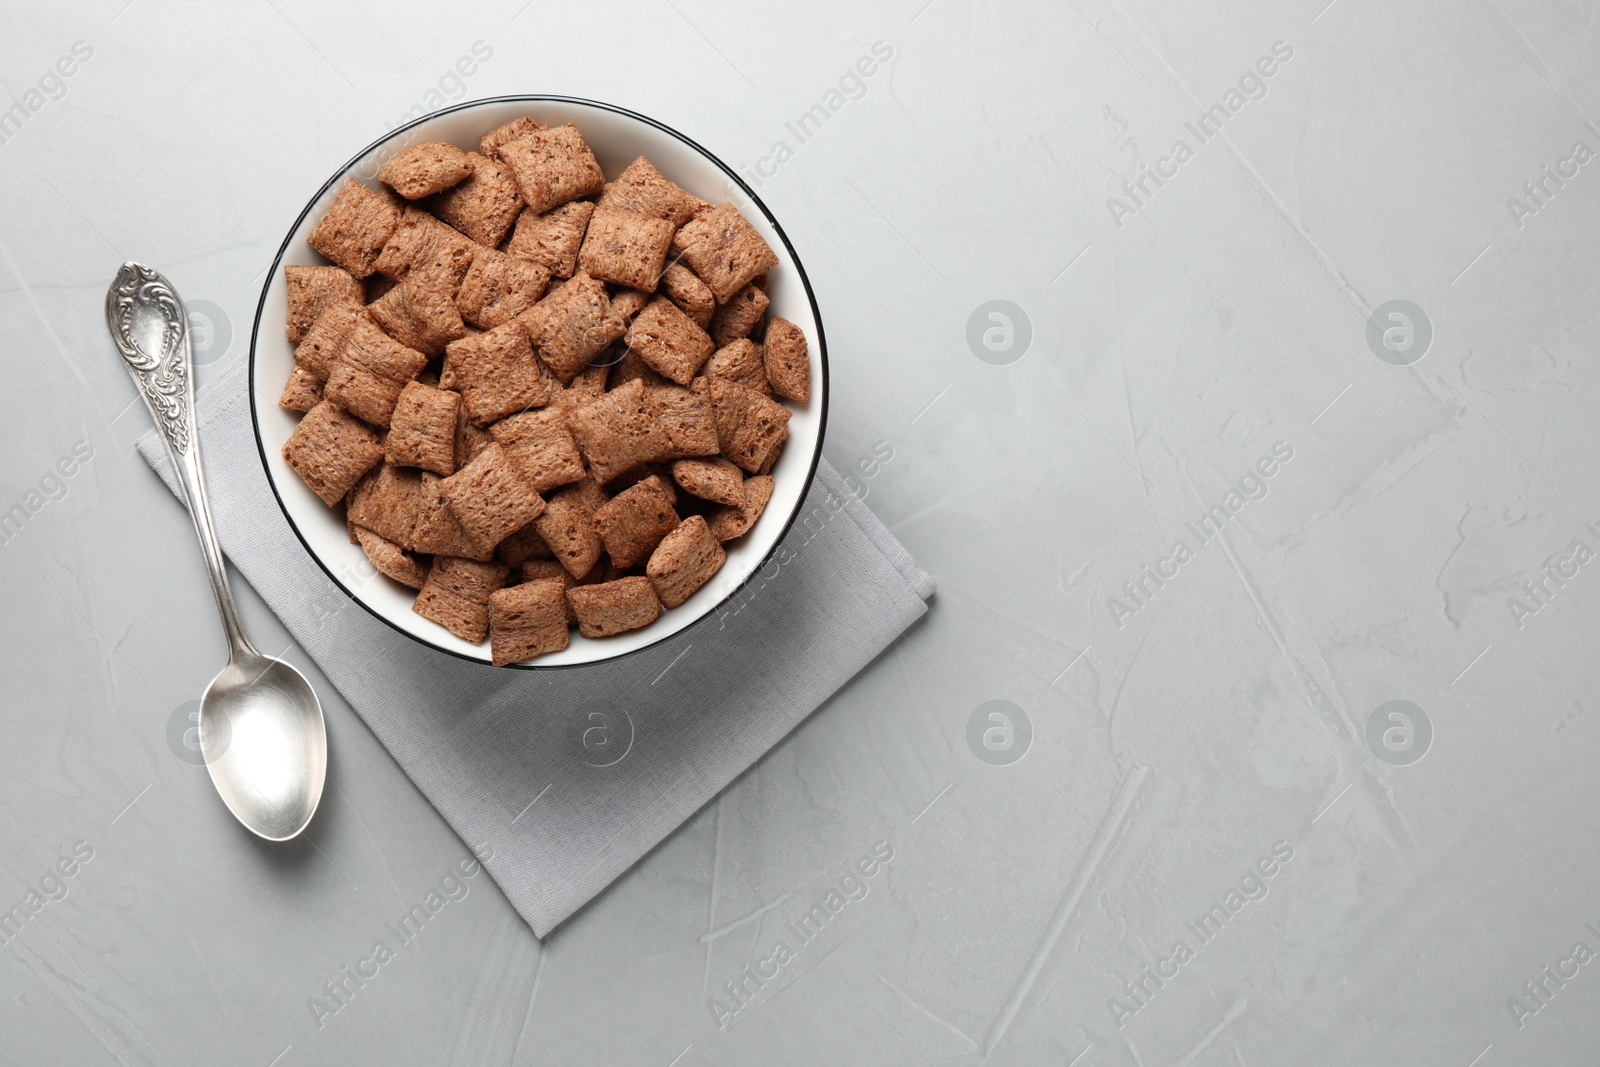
[105,262,327,841]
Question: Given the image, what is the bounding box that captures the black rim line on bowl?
[249,94,830,671]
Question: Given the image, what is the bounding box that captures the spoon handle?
[105,262,256,660]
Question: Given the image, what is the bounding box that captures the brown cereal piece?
[569,363,604,396]
[496,522,553,566]
[660,262,714,328]
[578,360,615,393]
[519,272,626,382]
[670,202,778,303]
[597,156,707,227]
[342,308,438,388]
[279,365,325,412]
[608,348,666,391]
[565,378,669,484]
[368,266,471,356]
[480,116,547,161]
[320,368,407,433]
[306,178,402,278]
[285,264,362,344]
[707,475,774,542]
[491,408,586,493]
[624,296,714,385]
[521,558,579,623]
[372,206,476,282]
[762,316,810,402]
[354,527,429,590]
[557,362,611,407]
[609,288,651,324]
[488,578,570,665]
[498,124,606,215]
[534,476,608,578]
[709,379,791,473]
[647,515,726,608]
[520,558,567,583]
[281,401,384,506]
[413,556,510,644]
[323,315,428,428]
[385,381,461,475]
[704,338,771,396]
[592,475,679,568]
[455,248,551,329]
[606,463,677,503]
[756,435,785,475]
[347,462,423,549]
[670,456,745,506]
[576,205,675,291]
[566,576,662,638]
[438,443,547,547]
[413,472,495,561]
[646,385,719,458]
[506,201,594,280]
[431,152,525,247]
[293,301,364,380]
[708,282,770,347]
[378,142,473,199]
[444,319,562,426]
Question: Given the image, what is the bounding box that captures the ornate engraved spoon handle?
[104,262,254,659]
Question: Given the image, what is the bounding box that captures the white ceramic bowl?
[250,96,827,668]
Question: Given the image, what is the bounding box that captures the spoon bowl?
[201,653,326,841]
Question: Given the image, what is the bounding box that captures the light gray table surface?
[4,1,1599,1064]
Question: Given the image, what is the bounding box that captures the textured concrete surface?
[3,0,1599,1063]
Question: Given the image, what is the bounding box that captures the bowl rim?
[248,93,829,670]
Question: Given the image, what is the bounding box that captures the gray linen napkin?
[136,355,934,937]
